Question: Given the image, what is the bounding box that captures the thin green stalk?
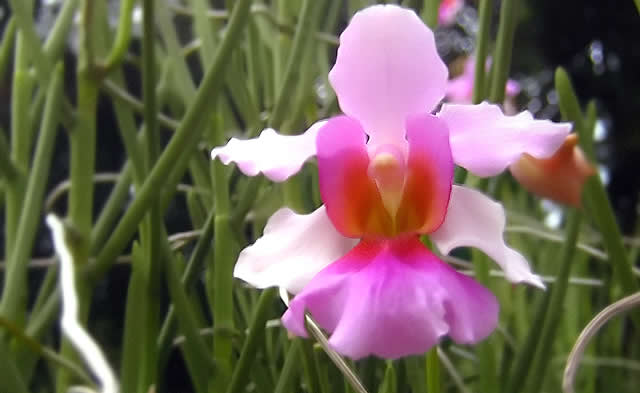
[1,35,31,324]
[555,67,639,326]
[0,339,29,393]
[269,0,322,129]
[104,0,136,71]
[7,0,51,84]
[211,153,236,390]
[165,253,216,393]
[523,209,582,393]
[0,18,16,80]
[472,0,493,104]
[421,0,441,29]
[226,288,278,393]
[56,0,101,388]
[426,349,440,393]
[0,129,19,182]
[472,252,498,393]
[635,0,640,14]
[88,0,253,282]
[489,0,519,103]
[157,209,216,371]
[43,0,80,61]
[301,339,322,393]
[0,316,94,387]
[273,339,302,393]
[191,0,218,65]
[379,361,397,393]
[0,63,63,327]
[555,68,593,160]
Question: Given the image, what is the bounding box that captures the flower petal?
[438,102,570,177]
[282,237,499,359]
[329,5,448,144]
[316,116,393,238]
[234,206,357,294]
[210,121,326,182]
[396,114,454,234]
[510,133,595,207]
[430,185,545,288]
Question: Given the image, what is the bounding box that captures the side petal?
[329,5,448,143]
[316,116,393,238]
[234,205,358,295]
[438,102,570,177]
[210,121,326,182]
[396,114,454,234]
[430,185,545,288]
[282,237,498,359]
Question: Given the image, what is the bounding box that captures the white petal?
[211,120,327,182]
[438,102,570,177]
[430,186,545,288]
[234,205,358,294]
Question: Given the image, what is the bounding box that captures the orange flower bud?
[509,134,596,207]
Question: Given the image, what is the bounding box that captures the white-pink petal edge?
[210,120,327,182]
[430,185,545,288]
[234,205,358,295]
[438,102,571,177]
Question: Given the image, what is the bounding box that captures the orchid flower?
[211,5,570,359]
[510,134,595,207]
[439,0,464,26]
[446,55,521,105]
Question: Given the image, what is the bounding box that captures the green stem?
[43,0,80,61]
[273,340,302,393]
[472,252,497,393]
[421,0,441,29]
[489,0,519,103]
[472,0,493,104]
[165,252,216,393]
[269,0,322,130]
[523,210,582,393]
[7,0,51,85]
[426,348,440,393]
[555,67,594,160]
[301,340,322,393]
[0,18,16,80]
[226,288,278,393]
[104,0,136,71]
[0,63,63,327]
[0,129,19,182]
[0,339,29,393]
[88,0,253,283]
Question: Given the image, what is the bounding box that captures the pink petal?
[282,237,498,359]
[210,121,326,182]
[316,116,393,238]
[234,206,357,295]
[329,5,448,145]
[430,185,545,288]
[438,102,571,177]
[506,79,521,97]
[445,76,473,104]
[439,0,464,26]
[395,114,454,234]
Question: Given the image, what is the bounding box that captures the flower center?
[368,145,406,220]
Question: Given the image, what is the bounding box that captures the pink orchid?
[446,56,521,104]
[439,0,464,26]
[211,5,570,359]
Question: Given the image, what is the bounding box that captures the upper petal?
[282,237,498,359]
[438,102,570,177]
[210,121,326,182]
[329,5,448,144]
[234,205,358,294]
[430,185,545,288]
